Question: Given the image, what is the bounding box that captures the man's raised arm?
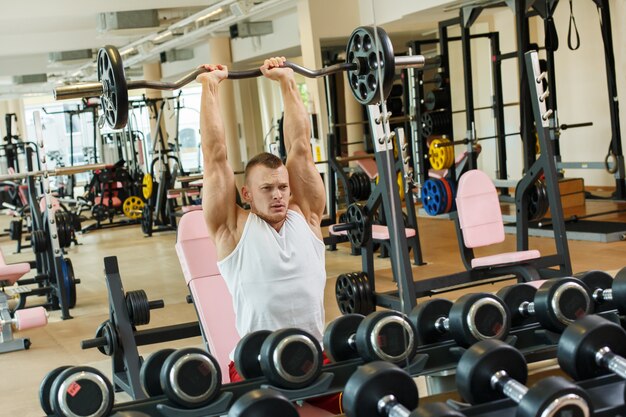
[197,65,241,244]
[260,57,326,224]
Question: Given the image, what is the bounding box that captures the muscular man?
[196,58,339,412]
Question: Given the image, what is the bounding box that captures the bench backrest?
[175,210,239,383]
[456,169,505,248]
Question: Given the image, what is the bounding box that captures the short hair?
[244,152,283,182]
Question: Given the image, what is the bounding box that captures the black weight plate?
[228,388,298,417]
[259,328,322,389]
[358,271,375,315]
[346,26,395,106]
[160,347,221,408]
[234,330,271,379]
[39,365,72,415]
[448,293,510,347]
[409,298,453,345]
[97,46,128,130]
[49,366,114,417]
[496,284,537,327]
[456,339,527,405]
[350,272,368,315]
[141,205,153,236]
[355,310,417,365]
[343,361,418,417]
[557,314,626,380]
[534,278,591,332]
[519,376,590,417]
[323,314,365,362]
[140,349,175,397]
[421,113,433,138]
[336,273,361,315]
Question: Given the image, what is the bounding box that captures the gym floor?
[2,198,626,416]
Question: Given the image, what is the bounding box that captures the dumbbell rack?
[80,256,201,399]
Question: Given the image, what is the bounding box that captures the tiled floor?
[1,199,625,416]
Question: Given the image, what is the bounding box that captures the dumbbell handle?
[593,288,613,303]
[519,301,536,317]
[82,336,107,349]
[490,370,527,404]
[149,300,165,310]
[377,394,411,417]
[596,347,626,379]
[434,316,450,332]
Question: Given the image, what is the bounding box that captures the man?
[196,57,339,413]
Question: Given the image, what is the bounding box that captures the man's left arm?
[263,57,326,225]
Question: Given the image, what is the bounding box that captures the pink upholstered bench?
[329,223,416,239]
[0,249,31,286]
[456,170,540,271]
[175,210,335,416]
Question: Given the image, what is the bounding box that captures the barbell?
[0,163,109,182]
[54,26,432,130]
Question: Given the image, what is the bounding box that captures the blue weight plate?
[422,179,445,216]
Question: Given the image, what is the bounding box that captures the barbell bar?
[0,163,109,182]
[54,26,434,130]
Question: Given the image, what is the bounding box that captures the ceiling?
[0,0,297,96]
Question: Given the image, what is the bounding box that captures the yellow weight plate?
[123,196,145,219]
[142,173,153,200]
[375,171,405,200]
[429,138,449,170]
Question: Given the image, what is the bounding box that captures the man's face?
[242,164,290,225]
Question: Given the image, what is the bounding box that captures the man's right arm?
[197,65,241,246]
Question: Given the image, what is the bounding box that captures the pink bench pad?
[0,249,30,285]
[329,223,416,239]
[471,249,541,268]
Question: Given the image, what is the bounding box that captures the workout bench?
[175,209,334,416]
[0,248,47,353]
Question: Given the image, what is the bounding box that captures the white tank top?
[217,209,326,349]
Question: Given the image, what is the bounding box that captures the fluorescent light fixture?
[153,30,172,43]
[196,7,223,23]
[120,47,137,56]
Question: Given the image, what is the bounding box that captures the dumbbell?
[159,347,222,408]
[342,361,465,417]
[575,267,626,313]
[234,328,322,389]
[39,365,114,417]
[457,339,591,417]
[323,311,417,365]
[496,278,592,332]
[139,348,175,396]
[558,314,626,381]
[228,388,298,417]
[409,293,510,347]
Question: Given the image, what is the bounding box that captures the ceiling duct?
[13,74,48,84]
[160,49,195,63]
[97,10,160,33]
[229,21,273,38]
[48,49,94,63]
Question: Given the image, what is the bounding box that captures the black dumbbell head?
[575,270,614,312]
[228,388,298,417]
[140,348,175,397]
[496,283,538,327]
[160,347,222,408]
[448,293,511,347]
[535,278,592,332]
[343,361,419,417]
[456,339,527,404]
[518,376,591,417]
[39,365,72,415]
[612,267,626,315]
[323,313,364,362]
[234,330,272,379]
[49,366,114,417]
[409,402,466,417]
[356,310,417,365]
[409,298,453,345]
[558,314,626,380]
[259,328,322,389]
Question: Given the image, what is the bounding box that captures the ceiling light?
[195,7,223,23]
